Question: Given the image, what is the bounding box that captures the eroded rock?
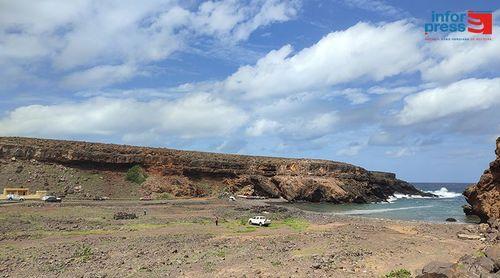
[0,137,431,203]
[464,137,500,223]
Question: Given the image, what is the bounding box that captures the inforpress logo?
[425,10,493,41]
[467,11,493,34]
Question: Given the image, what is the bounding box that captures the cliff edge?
[0,137,430,202]
[464,137,500,222]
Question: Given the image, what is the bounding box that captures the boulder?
[485,245,500,269]
[418,261,453,277]
[479,223,491,233]
[457,233,484,240]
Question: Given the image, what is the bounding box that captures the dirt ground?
[0,198,485,277]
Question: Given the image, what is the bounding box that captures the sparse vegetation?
[215,249,226,258]
[282,217,309,232]
[125,165,147,184]
[271,261,282,267]
[384,268,412,278]
[474,251,486,258]
[73,244,93,262]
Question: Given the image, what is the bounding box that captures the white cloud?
[61,64,139,89]
[223,20,423,99]
[422,28,500,82]
[0,0,299,89]
[0,93,248,139]
[244,112,338,140]
[336,141,366,156]
[397,78,500,125]
[190,0,298,41]
[385,147,414,158]
[338,88,370,104]
[246,119,280,136]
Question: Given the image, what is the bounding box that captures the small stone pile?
[113,212,137,220]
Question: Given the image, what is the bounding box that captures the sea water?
[289,183,481,223]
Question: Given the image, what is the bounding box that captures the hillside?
[0,137,430,202]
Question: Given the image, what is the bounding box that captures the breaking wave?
[424,187,462,198]
[385,187,461,202]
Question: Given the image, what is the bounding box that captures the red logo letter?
[468,11,493,34]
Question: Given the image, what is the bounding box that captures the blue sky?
[0,0,499,182]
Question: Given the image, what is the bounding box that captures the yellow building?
[1,188,48,200]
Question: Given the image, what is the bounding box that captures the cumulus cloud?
[192,0,298,41]
[246,119,280,136]
[397,78,500,125]
[0,0,299,89]
[0,93,248,139]
[245,112,338,140]
[2,8,500,165]
[422,26,500,82]
[223,20,423,99]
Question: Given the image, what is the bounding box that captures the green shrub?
[384,269,412,278]
[73,244,93,262]
[125,165,147,184]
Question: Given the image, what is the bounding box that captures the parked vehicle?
[6,194,24,201]
[248,216,271,226]
[140,196,153,201]
[43,196,62,203]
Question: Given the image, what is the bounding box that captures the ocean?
[289,183,481,223]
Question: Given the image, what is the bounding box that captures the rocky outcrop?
[464,137,500,222]
[417,245,500,277]
[0,137,431,202]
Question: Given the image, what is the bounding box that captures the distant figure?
[215,217,219,226]
[143,209,147,216]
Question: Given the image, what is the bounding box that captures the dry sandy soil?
[0,198,485,277]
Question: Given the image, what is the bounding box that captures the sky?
[0,0,499,182]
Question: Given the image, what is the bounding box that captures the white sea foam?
[385,196,398,203]
[334,205,434,215]
[384,187,461,202]
[424,187,462,198]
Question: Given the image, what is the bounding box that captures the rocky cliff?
[0,137,431,202]
[464,137,500,222]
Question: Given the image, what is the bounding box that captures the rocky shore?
[0,136,431,203]
[417,137,500,277]
[464,137,500,223]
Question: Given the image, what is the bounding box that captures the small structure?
[0,187,48,200]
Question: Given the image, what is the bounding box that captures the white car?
[6,194,24,201]
[248,216,271,226]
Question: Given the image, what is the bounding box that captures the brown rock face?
[464,137,500,222]
[0,137,431,202]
